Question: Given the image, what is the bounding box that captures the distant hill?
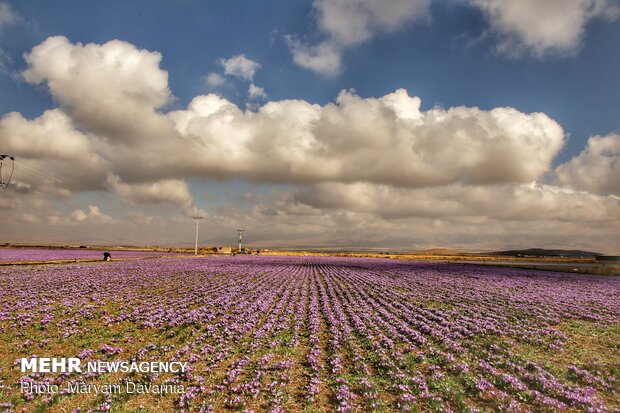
[489,248,601,258]
[410,248,467,255]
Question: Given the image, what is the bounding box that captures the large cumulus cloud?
[7,37,567,189]
[167,89,564,186]
[22,36,176,144]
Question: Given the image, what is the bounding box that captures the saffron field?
[0,248,183,262]
[0,255,618,412]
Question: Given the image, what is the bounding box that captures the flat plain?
[0,253,618,412]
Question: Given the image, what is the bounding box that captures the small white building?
[216,246,232,254]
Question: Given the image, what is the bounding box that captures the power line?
[17,160,97,193]
[3,158,99,194]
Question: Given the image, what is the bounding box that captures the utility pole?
[237,229,244,252]
[0,154,15,189]
[193,216,203,255]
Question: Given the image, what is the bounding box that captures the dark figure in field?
[103,252,111,261]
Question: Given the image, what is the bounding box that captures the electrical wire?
[15,159,99,193]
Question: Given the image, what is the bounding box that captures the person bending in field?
[103,252,111,261]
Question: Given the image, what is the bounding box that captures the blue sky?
[0,0,619,251]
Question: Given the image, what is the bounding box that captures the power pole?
[193,216,203,255]
[0,154,15,189]
[237,229,244,252]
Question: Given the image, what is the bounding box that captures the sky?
[0,0,618,252]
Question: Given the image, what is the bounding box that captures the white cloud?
[166,88,563,187]
[0,109,109,191]
[284,37,343,76]
[314,0,430,46]
[44,205,114,227]
[0,3,21,75]
[1,109,97,160]
[0,2,18,27]
[48,215,70,226]
[69,205,116,225]
[248,83,267,100]
[555,133,620,194]
[22,36,174,143]
[87,205,113,222]
[71,209,88,222]
[205,72,225,87]
[286,0,430,75]
[108,175,193,208]
[128,211,165,226]
[0,48,10,75]
[218,54,260,81]
[294,182,620,223]
[468,0,619,57]
[20,213,40,224]
[70,205,113,223]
